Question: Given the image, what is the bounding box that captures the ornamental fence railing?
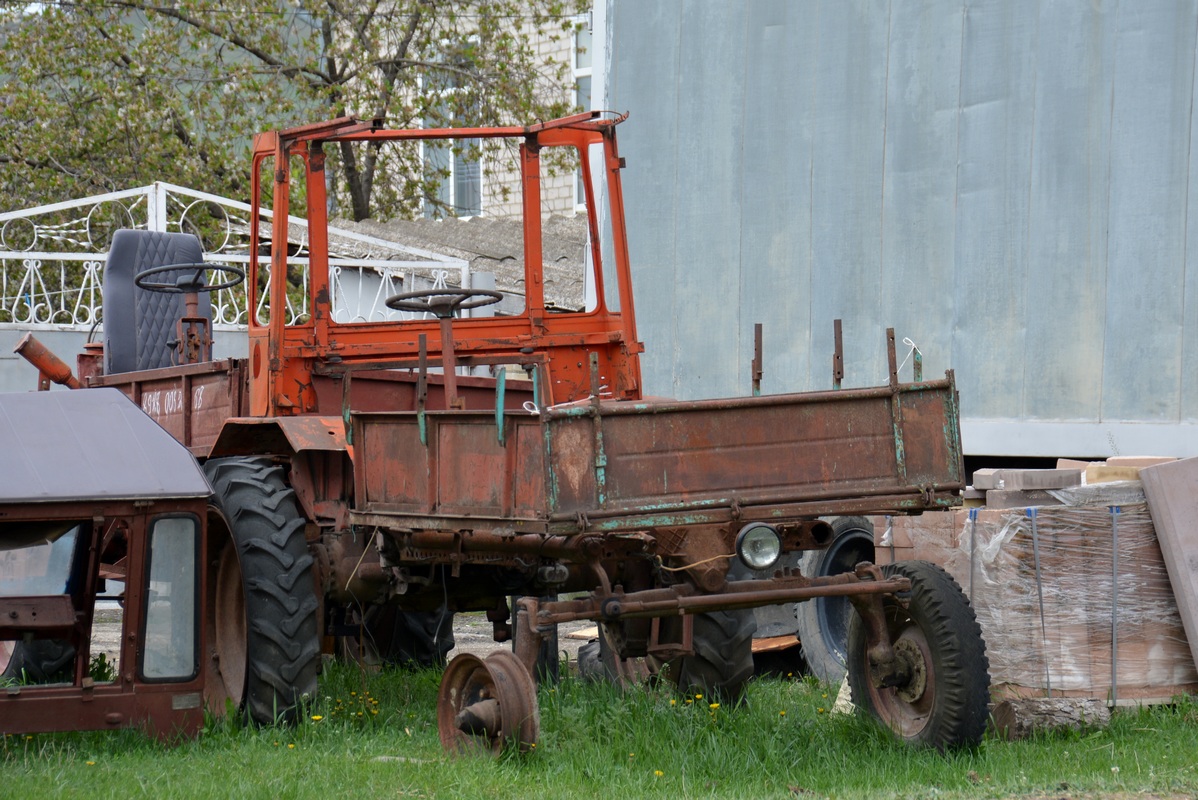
[0,183,468,329]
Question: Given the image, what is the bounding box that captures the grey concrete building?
[597,0,1198,459]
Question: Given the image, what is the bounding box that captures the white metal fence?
[0,183,468,329]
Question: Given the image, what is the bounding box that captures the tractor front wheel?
[846,560,990,750]
[662,609,757,705]
[204,457,320,725]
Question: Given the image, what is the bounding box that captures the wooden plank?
[566,626,599,641]
[752,634,799,654]
[1086,464,1143,484]
[1140,457,1198,673]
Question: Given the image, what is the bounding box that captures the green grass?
[2,663,1196,799]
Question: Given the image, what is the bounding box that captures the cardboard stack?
[870,469,1198,705]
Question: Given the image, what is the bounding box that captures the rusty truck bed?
[350,376,964,534]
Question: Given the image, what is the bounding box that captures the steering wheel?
[134,262,246,294]
[384,288,503,319]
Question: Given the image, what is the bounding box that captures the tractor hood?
[0,388,212,503]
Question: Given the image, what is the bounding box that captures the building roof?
[334,215,588,310]
[0,388,212,504]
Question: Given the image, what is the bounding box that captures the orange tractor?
[5,111,988,751]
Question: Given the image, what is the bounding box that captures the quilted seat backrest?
[103,229,212,375]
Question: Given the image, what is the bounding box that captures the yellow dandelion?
[779,710,786,717]
[629,753,635,758]
[351,691,357,696]
[694,693,702,700]
[669,699,677,706]
[709,703,720,710]
[287,743,296,749]
[817,708,825,714]
[654,770,664,777]
[685,699,693,705]
[86,761,96,766]
[371,710,379,716]
[310,715,323,722]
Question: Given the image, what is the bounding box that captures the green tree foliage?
[0,1,587,220]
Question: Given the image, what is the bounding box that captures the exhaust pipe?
[13,332,82,390]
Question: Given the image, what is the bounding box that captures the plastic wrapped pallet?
[882,484,1198,705]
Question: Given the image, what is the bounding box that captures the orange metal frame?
[244,111,643,418]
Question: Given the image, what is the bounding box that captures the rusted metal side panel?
[88,360,242,457]
[894,385,965,487]
[0,688,206,739]
[352,378,962,531]
[310,370,535,415]
[545,383,963,521]
[435,419,520,517]
[353,411,547,525]
[549,396,899,514]
[356,413,428,512]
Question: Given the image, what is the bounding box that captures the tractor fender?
[208,416,348,458]
[208,417,352,530]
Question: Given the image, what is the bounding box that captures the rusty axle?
[533,572,912,626]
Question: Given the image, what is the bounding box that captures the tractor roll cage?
[245,111,642,419]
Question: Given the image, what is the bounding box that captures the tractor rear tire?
[0,639,75,683]
[577,624,618,683]
[796,516,875,684]
[846,560,990,751]
[205,457,320,725]
[342,602,455,669]
[663,609,757,705]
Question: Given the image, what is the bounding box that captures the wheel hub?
[437,650,539,755]
[893,637,928,703]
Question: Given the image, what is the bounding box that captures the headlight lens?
[735,523,781,570]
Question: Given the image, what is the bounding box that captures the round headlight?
[735,523,781,570]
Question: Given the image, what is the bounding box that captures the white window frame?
[573,13,594,212]
[421,39,484,219]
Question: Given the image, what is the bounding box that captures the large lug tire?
[662,609,757,705]
[0,639,75,683]
[847,560,990,751]
[577,624,618,683]
[392,607,455,667]
[578,620,655,685]
[796,516,875,684]
[205,457,321,725]
[340,602,455,669]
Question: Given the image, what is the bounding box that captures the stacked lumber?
[870,468,1198,706]
[970,467,1080,508]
